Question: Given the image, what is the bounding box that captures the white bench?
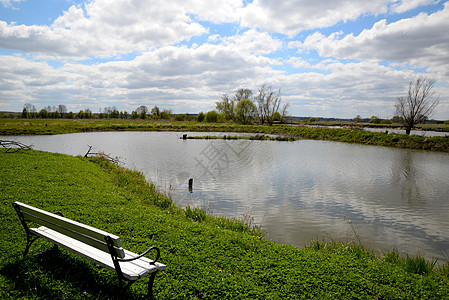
[13,201,166,297]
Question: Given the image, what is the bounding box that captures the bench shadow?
[0,246,145,299]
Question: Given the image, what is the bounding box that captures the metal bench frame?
[13,201,165,298]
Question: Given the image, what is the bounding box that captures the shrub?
[174,114,186,121]
[205,110,219,123]
[235,99,257,124]
[160,110,171,120]
[369,116,381,124]
[197,112,205,122]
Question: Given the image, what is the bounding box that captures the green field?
[1,149,449,299]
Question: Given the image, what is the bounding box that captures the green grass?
[1,149,449,299]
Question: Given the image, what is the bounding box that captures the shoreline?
[1,118,449,152]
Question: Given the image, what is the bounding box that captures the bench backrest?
[13,201,125,258]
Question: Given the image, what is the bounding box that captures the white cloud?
[299,3,449,79]
[0,0,22,8]
[240,0,441,37]
[183,0,243,23]
[0,29,282,113]
[0,0,208,58]
[241,0,381,36]
[390,0,439,13]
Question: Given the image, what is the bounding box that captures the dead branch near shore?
[1,140,33,152]
[84,145,122,165]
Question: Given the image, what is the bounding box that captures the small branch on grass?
[0,140,32,152]
[84,145,123,165]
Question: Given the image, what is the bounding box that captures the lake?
[3,131,449,262]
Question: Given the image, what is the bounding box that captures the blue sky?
[1,0,448,119]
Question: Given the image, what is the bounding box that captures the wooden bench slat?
[31,226,165,280]
[15,202,124,257]
[16,201,122,244]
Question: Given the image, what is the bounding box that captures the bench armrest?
[118,246,160,265]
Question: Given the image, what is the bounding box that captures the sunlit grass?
[1,148,449,299]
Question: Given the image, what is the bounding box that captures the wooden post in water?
[188,178,193,193]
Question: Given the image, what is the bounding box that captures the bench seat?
[31,226,166,281]
[13,201,165,297]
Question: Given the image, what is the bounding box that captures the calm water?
[3,132,449,262]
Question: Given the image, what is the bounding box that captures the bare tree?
[255,85,283,125]
[57,104,67,117]
[22,103,36,118]
[395,76,439,135]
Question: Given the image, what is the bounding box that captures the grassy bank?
[1,118,449,152]
[1,149,449,299]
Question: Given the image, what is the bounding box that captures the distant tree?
[22,103,36,118]
[395,76,439,135]
[131,111,138,119]
[102,106,118,118]
[151,106,161,118]
[369,116,381,124]
[235,99,257,124]
[21,108,27,119]
[205,110,219,123]
[216,93,235,121]
[255,85,286,125]
[57,104,67,118]
[75,110,85,119]
[174,114,186,121]
[136,105,148,119]
[353,115,362,123]
[391,115,401,124]
[197,112,205,122]
[38,109,49,118]
[111,109,120,118]
[85,108,93,119]
[234,88,253,102]
[44,105,54,113]
[160,109,172,119]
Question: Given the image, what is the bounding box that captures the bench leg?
[147,271,158,298]
[23,235,39,257]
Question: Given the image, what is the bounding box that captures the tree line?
[19,104,172,120]
[18,85,290,126]
[15,77,443,134]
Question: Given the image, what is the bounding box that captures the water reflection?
[2,132,448,262]
[391,151,423,204]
